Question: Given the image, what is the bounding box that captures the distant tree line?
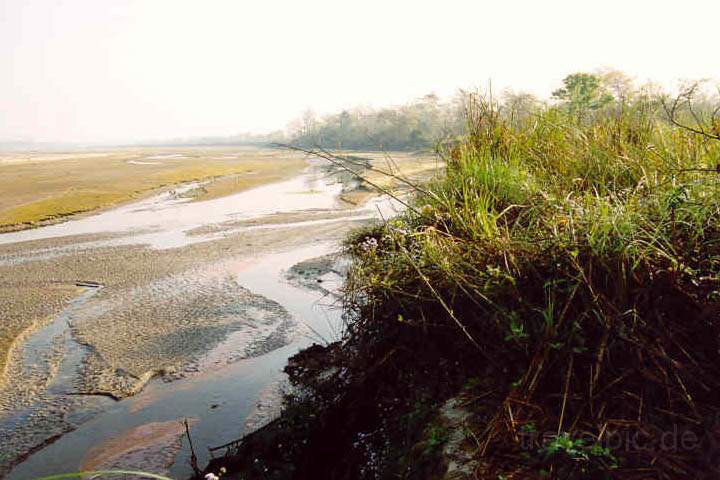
[265,70,719,151]
[286,93,466,151]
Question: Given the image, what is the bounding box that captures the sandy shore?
[81,418,197,479]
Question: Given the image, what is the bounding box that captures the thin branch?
[662,85,720,141]
[276,143,429,214]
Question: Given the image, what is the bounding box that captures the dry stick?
[208,437,243,453]
[379,147,402,176]
[507,402,519,443]
[282,143,440,204]
[184,418,200,476]
[557,354,574,435]
[478,410,503,456]
[524,283,580,398]
[663,92,720,141]
[315,144,440,200]
[592,325,610,390]
[280,144,419,213]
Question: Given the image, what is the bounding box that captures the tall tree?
[552,73,613,115]
[597,68,635,102]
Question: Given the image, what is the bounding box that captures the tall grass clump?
[341,91,720,478]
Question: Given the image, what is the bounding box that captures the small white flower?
[360,237,379,252]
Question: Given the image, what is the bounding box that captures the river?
[0,162,399,478]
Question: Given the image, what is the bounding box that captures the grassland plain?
[0,146,307,230]
[202,93,720,479]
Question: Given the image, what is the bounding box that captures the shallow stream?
[7,243,344,479]
[0,163,398,478]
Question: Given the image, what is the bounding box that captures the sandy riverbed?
[0,150,436,477]
[0,162,399,477]
[0,217,370,477]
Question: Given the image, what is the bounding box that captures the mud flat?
[4,242,353,480]
[0,157,417,478]
[0,220,367,477]
[80,418,198,479]
[0,149,436,477]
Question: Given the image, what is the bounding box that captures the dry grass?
[333,95,720,478]
[0,146,307,230]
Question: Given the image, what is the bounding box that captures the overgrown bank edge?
[201,83,720,479]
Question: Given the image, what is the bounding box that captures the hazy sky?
[2,0,719,143]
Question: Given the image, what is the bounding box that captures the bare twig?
[184,418,200,476]
[276,143,441,213]
[662,84,720,141]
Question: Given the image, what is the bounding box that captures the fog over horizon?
[2,0,719,145]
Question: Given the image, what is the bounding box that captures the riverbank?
[198,97,720,479]
[0,151,438,477]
